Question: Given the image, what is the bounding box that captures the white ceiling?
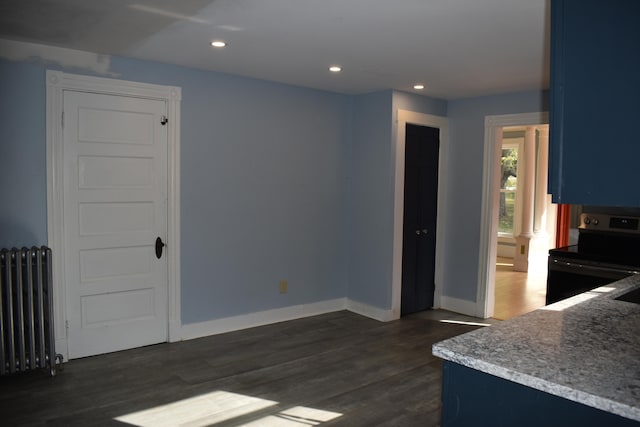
[0,0,550,99]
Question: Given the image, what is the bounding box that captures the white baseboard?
[347,299,396,322]
[439,295,481,318]
[181,298,348,341]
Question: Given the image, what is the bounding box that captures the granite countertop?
[432,275,640,421]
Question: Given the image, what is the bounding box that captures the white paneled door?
[63,91,168,359]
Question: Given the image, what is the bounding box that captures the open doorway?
[492,125,554,319]
[493,256,547,319]
[476,112,554,319]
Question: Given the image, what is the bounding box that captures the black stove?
[546,212,640,304]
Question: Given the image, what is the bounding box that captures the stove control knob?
[584,217,591,225]
[593,219,599,225]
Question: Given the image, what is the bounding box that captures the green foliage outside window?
[499,148,518,234]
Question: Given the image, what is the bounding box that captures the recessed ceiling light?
[329,66,342,73]
[414,84,425,90]
[210,40,227,48]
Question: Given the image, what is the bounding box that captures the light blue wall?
[0,60,47,246]
[347,90,447,309]
[443,90,549,302]
[392,90,448,117]
[0,55,352,324]
[347,91,393,308]
[0,45,549,321]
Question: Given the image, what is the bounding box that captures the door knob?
[155,237,165,259]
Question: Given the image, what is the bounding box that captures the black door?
[401,124,439,316]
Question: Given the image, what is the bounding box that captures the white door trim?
[476,111,549,318]
[392,110,449,319]
[46,70,182,360]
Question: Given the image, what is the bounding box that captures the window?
[499,144,519,237]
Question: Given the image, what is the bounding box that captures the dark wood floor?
[0,310,488,427]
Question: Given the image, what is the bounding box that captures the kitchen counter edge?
[432,275,640,421]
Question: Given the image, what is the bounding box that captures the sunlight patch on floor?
[240,406,343,426]
[115,391,276,426]
[542,286,616,311]
[115,390,342,427]
[439,319,493,327]
[496,261,514,267]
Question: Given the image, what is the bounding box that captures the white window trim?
[498,138,525,240]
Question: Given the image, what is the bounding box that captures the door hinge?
[160,115,168,126]
[61,111,64,128]
[65,320,69,337]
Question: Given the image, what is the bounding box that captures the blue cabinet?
[549,0,640,206]
[441,361,637,426]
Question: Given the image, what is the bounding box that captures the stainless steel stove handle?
[552,259,640,276]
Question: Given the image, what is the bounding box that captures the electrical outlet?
[280,280,288,294]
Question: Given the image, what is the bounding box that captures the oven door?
[546,257,638,305]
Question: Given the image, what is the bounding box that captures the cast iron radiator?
[0,246,63,376]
